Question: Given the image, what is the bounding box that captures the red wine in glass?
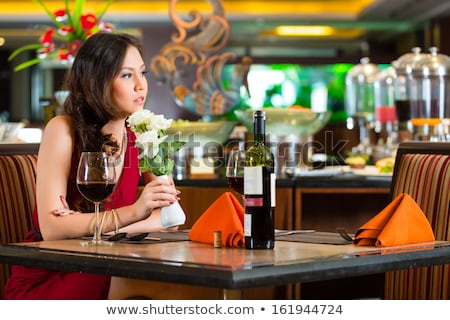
[77,151,116,246]
[226,148,245,199]
[226,176,244,195]
[77,181,116,202]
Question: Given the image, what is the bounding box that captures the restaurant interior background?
[2,0,450,300]
[1,0,450,151]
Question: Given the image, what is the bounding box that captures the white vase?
[158,175,186,228]
[54,90,70,108]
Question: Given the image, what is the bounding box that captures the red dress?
[4,128,140,299]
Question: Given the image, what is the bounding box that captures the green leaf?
[170,141,186,152]
[64,0,74,29]
[166,158,174,170]
[152,167,167,176]
[8,43,44,61]
[96,0,115,20]
[33,0,64,27]
[11,50,59,72]
[13,58,42,72]
[72,0,86,37]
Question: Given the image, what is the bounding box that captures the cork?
[214,230,222,248]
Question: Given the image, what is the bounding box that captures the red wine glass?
[77,151,116,246]
[226,148,245,200]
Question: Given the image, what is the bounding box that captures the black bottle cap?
[254,110,265,120]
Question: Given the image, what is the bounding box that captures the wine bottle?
[243,110,276,249]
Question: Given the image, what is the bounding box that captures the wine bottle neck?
[253,111,266,144]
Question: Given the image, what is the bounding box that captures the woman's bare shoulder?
[39,115,74,155]
[44,115,72,132]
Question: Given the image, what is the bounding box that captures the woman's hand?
[119,176,181,234]
[52,196,81,216]
[135,176,179,218]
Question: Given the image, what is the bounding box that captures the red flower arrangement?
[8,0,115,71]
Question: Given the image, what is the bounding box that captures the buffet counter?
[175,171,391,235]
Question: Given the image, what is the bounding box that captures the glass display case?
[224,63,390,124]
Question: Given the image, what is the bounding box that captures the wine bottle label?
[243,166,263,195]
[244,214,251,236]
[244,197,263,207]
[270,173,276,207]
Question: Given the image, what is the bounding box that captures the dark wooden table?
[1,234,449,299]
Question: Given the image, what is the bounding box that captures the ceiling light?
[274,26,335,37]
[260,26,364,39]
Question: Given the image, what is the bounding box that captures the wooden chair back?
[386,141,450,299]
[0,154,37,299]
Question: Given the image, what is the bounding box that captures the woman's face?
[111,46,148,116]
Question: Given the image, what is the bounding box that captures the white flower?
[127,109,151,133]
[128,109,172,134]
[127,109,185,176]
[150,113,172,131]
[135,130,167,159]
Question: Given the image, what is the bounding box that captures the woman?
[4,32,180,299]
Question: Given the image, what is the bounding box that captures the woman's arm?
[36,115,94,240]
[115,208,177,234]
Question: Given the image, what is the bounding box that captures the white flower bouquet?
[128,109,187,228]
[127,109,185,176]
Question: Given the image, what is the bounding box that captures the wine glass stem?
[93,202,101,242]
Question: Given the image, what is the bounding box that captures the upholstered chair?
[0,154,37,299]
[385,141,450,299]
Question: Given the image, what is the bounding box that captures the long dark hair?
[63,32,144,151]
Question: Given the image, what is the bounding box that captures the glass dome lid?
[346,57,380,84]
[392,47,424,75]
[412,47,450,77]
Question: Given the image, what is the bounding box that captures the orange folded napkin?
[353,193,435,247]
[189,192,244,247]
